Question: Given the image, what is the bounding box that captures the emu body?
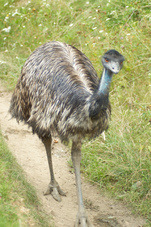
[9,41,124,227]
[10,42,109,141]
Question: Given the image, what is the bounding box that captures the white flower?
[69,23,73,27]
[2,26,11,33]
[92,27,97,30]
[110,11,116,15]
[4,2,8,6]
[99,30,103,33]
[12,9,20,16]
[0,60,6,64]
[4,16,9,22]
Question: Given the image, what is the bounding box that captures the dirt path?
[0,83,146,227]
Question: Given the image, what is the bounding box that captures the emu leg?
[42,137,66,202]
[71,139,93,227]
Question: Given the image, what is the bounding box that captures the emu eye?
[105,58,109,62]
[120,61,123,65]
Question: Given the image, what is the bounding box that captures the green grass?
[0,131,52,226]
[0,0,151,225]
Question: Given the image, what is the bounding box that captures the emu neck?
[89,68,113,119]
[98,68,113,95]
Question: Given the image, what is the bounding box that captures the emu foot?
[75,212,93,227]
[44,181,66,202]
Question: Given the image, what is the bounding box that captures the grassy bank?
[0,132,52,226]
[0,0,151,225]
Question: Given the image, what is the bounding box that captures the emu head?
[102,50,125,74]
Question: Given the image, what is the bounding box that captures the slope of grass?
[0,0,151,225]
[0,131,52,226]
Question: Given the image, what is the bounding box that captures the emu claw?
[75,213,93,227]
[44,182,66,202]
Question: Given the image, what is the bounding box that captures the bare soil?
[0,83,146,227]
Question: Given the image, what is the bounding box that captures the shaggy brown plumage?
[9,41,110,141]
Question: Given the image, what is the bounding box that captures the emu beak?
[111,62,120,74]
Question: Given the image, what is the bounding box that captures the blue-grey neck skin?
[98,68,113,95]
[88,68,113,119]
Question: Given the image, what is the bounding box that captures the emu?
[9,41,124,227]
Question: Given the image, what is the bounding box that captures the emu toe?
[44,182,66,202]
[75,212,93,227]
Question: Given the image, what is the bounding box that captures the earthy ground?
[0,83,146,227]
